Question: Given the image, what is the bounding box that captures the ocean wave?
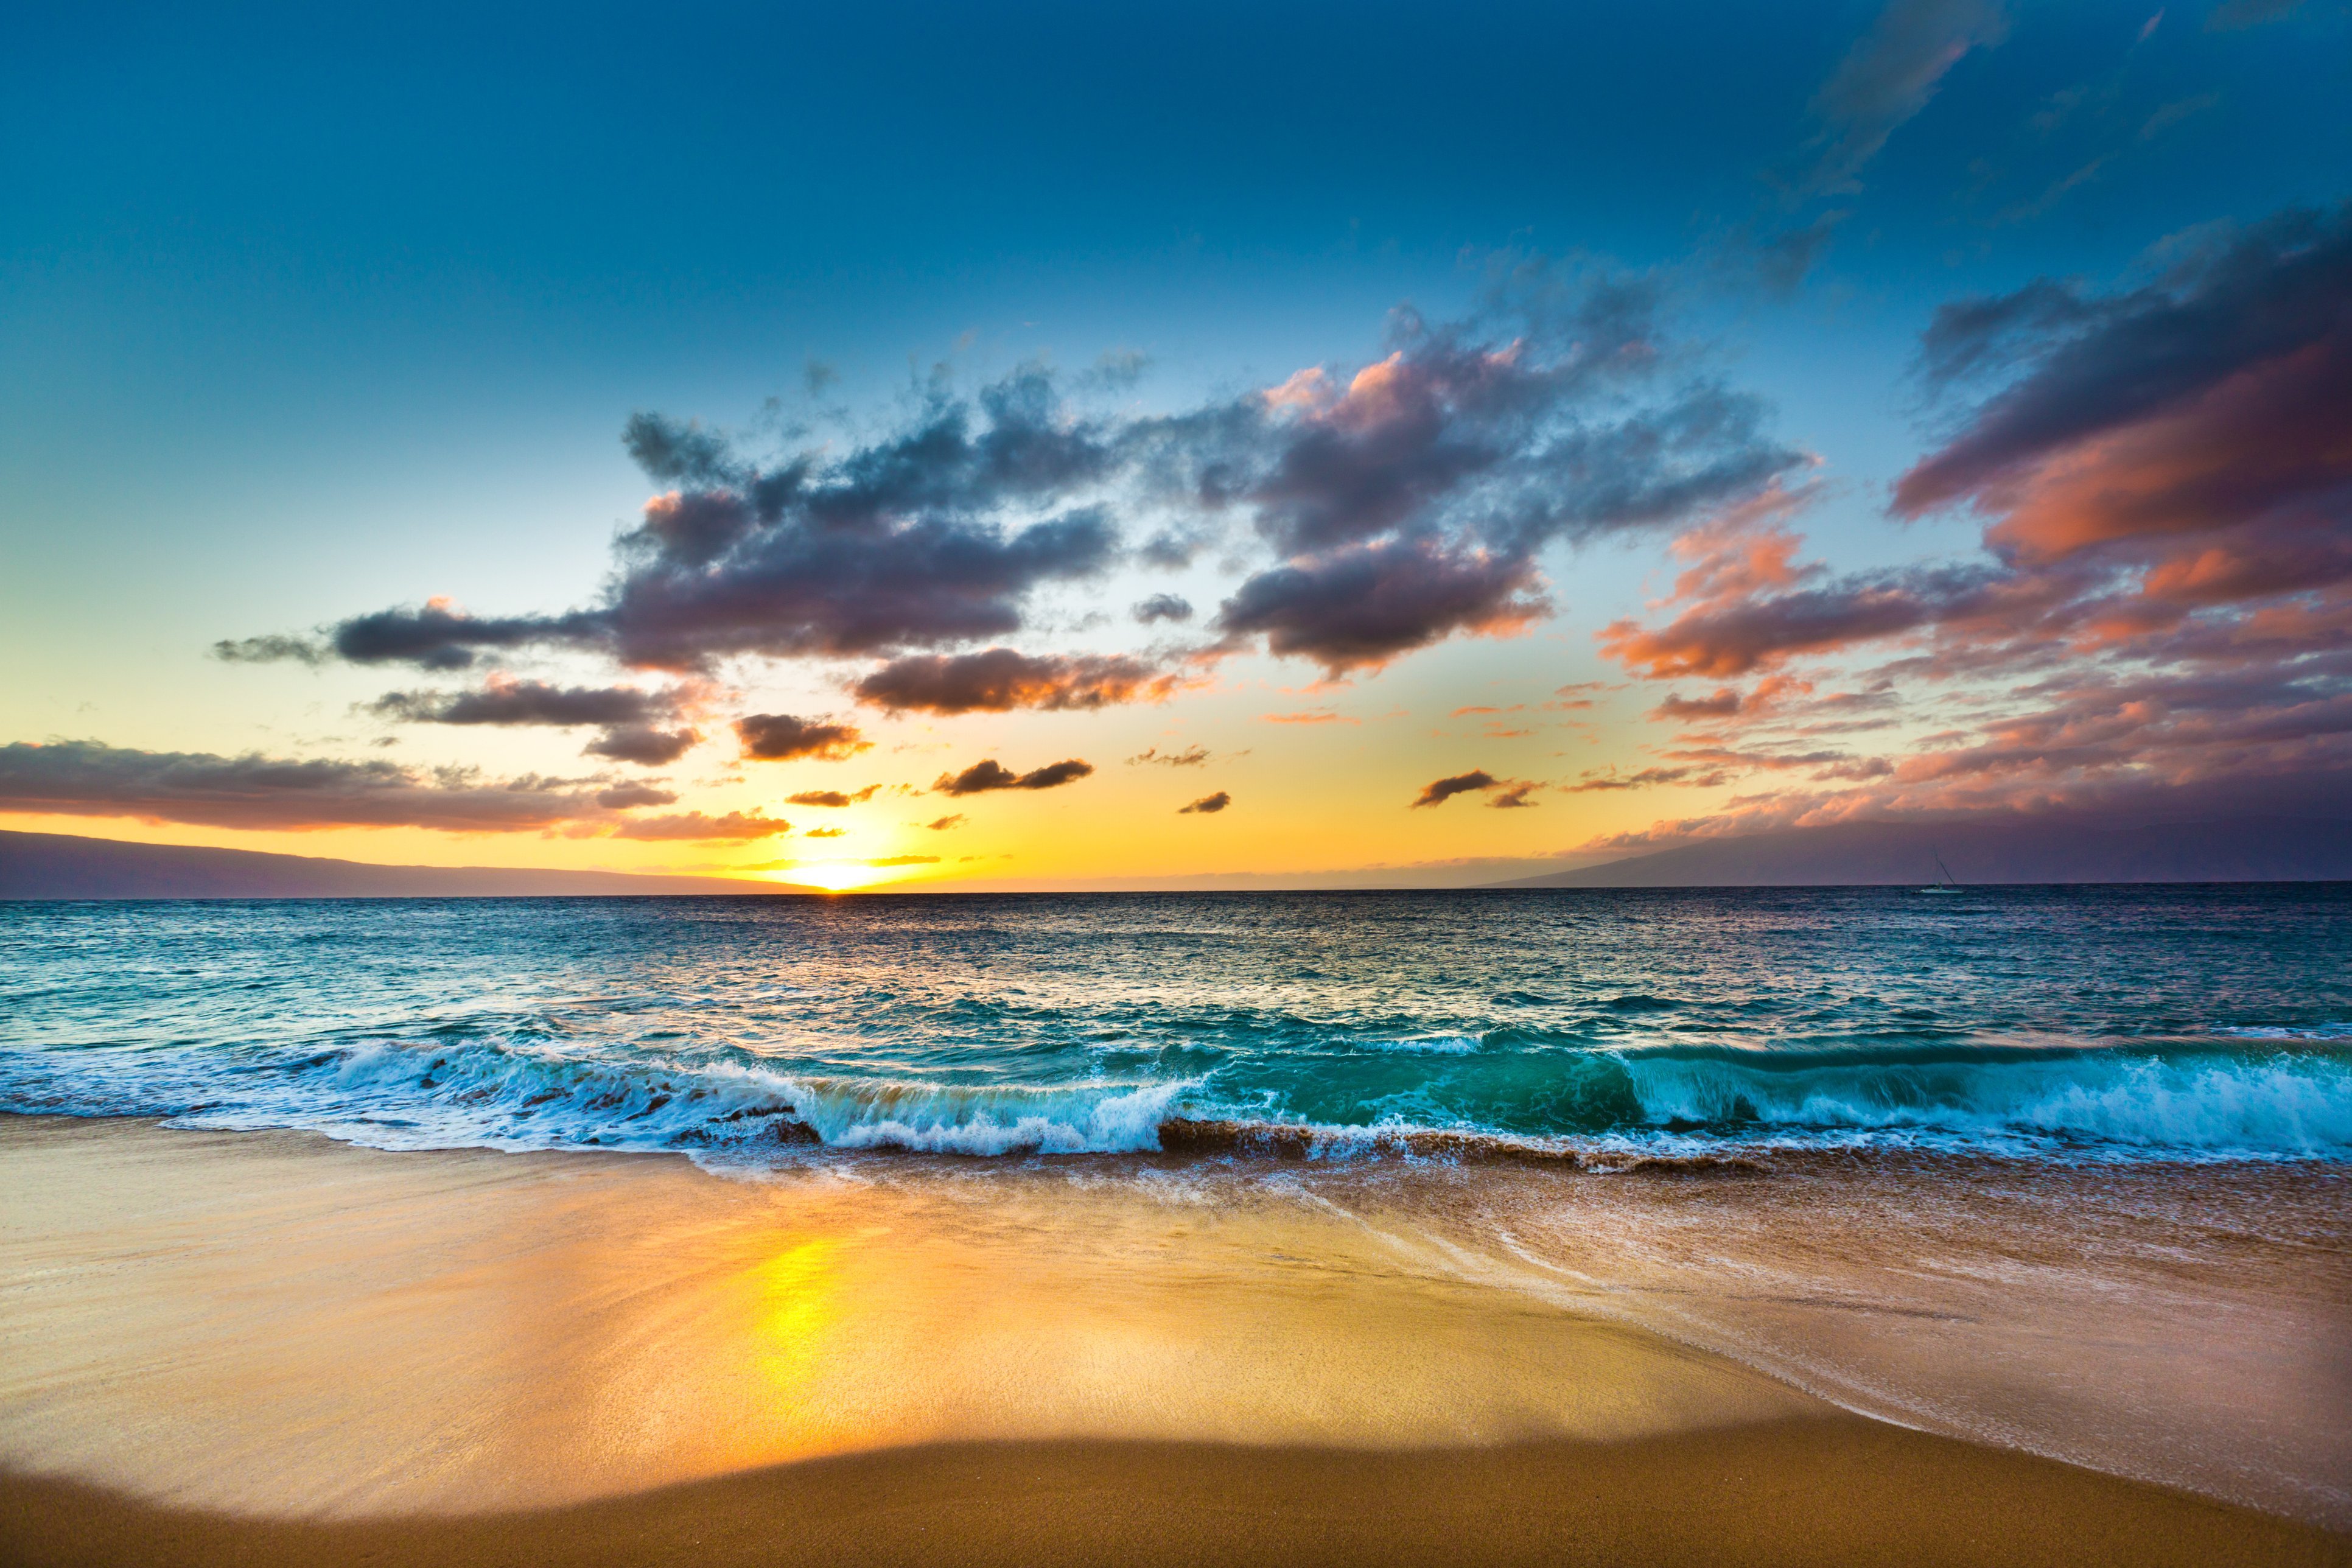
[791,1077,1188,1155]
[1,1032,2347,1163]
[1612,1046,2352,1157]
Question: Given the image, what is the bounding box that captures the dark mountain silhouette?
[0,830,816,898]
[1488,817,2352,888]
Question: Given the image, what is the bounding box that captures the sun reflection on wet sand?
[0,1119,1813,1517]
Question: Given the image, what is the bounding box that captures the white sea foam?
[1617,1049,2352,1157]
[797,1077,1191,1154]
[2,1031,2348,1161]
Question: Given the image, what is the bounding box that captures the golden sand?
[0,1115,2343,1566]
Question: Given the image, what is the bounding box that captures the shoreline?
[3,1114,2347,1561]
[6,1423,2347,1568]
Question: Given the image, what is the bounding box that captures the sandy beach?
[9,1421,2348,1568]
[1,1113,2346,1566]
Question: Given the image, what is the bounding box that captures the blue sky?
[4,0,2347,885]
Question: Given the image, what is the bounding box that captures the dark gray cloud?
[247,284,1799,687]
[595,782,679,809]
[735,713,870,761]
[597,371,1125,667]
[1132,593,1194,624]
[369,681,663,728]
[1178,791,1231,814]
[933,758,1096,796]
[1217,539,1547,673]
[852,648,1180,715]
[1186,304,1804,673]
[369,678,699,768]
[582,725,700,766]
[212,634,325,667]
[331,603,586,670]
[0,740,615,834]
[786,785,879,808]
[1410,769,1501,808]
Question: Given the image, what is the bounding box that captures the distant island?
[1489,817,2352,889]
[0,830,814,898]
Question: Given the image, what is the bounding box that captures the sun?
[772,862,895,893]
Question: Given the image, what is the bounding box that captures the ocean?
[4,887,2349,1524]
[4,886,2348,1163]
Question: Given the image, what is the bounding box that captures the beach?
[3,890,2349,1564]
[2,1113,2347,1566]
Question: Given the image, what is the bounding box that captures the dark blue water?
[4,886,2348,1161]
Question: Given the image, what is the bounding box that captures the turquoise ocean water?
[5,886,2348,1164]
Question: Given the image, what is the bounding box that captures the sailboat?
[1921,850,1959,893]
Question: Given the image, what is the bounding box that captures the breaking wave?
[2,1030,2347,1163]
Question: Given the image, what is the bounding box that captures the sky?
[2,0,2347,889]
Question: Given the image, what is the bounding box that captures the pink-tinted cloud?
[853,648,1194,714]
[1592,204,2352,838]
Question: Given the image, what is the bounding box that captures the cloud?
[1488,783,1540,808]
[1132,593,1194,624]
[1127,744,1211,766]
[369,679,665,729]
[786,785,880,807]
[0,739,617,835]
[1216,538,1548,674]
[329,600,586,671]
[804,826,846,838]
[369,676,701,766]
[1261,710,1355,726]
[1565,766,1706,793]
[1192,306,1805,674]
[1178,791,1231,814]
[581,726,700,765]
[1801,0,2009,198]
[1605,206,2352,685]
[852,648,1191,714]
[608,810,791,842]
[259,282,1798,687]
[932,758,1096,796]
[735,713,870,761]
[1410,769,1502,808]
[594,782,679,808]
[924,813,965,830]
[1645,674,1815,722]
[212,634,324,667]
[1593,203,2352,835]
[1895,207,2352,548]
[867,855,942,867]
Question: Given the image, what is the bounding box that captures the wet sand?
[6,1423,2347,1568]
[1,1115,2346,1566]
